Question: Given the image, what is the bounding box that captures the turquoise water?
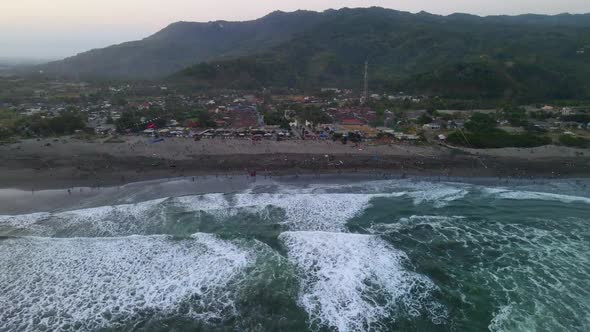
[1,178,589,331]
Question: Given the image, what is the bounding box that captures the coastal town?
[2,79,590,150]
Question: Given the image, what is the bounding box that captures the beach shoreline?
[1,137,589,191]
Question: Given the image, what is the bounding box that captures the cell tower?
[362,60,369,104]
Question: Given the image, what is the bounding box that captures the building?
[422,123,441,130]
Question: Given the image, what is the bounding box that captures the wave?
[0,181,474,237]
[369,213,590,332]
[368,215,465,234]
[230,193,382,232]
[279,231,447,331]
[0,198,170,237]
[483,188,590,204]
[278,180,470,208]
[0,233,254,331]
[0,193,383,236]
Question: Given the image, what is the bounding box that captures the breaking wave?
[483,188,590,204]
[1,178,589,331]
[279,231,447,331]
[0,234,253,331]
[0,193,382,235]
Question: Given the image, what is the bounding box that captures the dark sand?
[0,137,589,191]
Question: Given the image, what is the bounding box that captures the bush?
[417,114,433,125]
[447,129,551,148]
[559,134,590,148]
[264,111,290,129]
[465,113,497,132]
[0,109,21,139]
[27,112,86,136]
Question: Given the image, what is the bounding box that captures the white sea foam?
[402,183,468,208]
[279,231,447,331]
[173,193,230,212]
[0,198,169,237]
[0,233,253,331]
[232,193,381,232]
[483,188,590,204]
[0,192,378,235]
[0,212,51,228]
[305,179,469,207]
[368,215,465,234]
[1,179,474,237]
[488,304,515,332]
[174,192,385,232]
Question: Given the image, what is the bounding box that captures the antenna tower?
[362,60,369,104]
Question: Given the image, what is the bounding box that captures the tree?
[559,134,590,148]
[297,107,332,124]
[501,106,528,127]
[0,109,21,139]
[115,112,137,132]
[417,114,433,125]
[26,111,86,136]
[465,113,497,132]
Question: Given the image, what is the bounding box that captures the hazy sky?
[2,0,590,59]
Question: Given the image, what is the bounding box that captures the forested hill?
[35,7,590,100]
[37,10,324,79]
[177,8,590,100]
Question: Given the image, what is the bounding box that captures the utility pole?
[362,60,369,104]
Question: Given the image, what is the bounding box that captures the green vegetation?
[36,8,590,101]
[263,111,290,129]
[561,113,590,123]
[182,110,216,128]
[1,109,86,138]
[559,134,590,148]
[501,105,529,127]
[178,8,590,101]
[26,112,86,137]
[0,109,22,139]
[448,112,551,148]
[464,113,497,132]
[114,106,216,132]
[294,106,332,124]
[38,11,325,79]
[417,114,434,125]
[529,111,554,120]
[448,130,552,148]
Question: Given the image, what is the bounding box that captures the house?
[422,123,441,130]
[376,127,396,137]
[340,118,365,126]
[560,107,573,116]
[395,133,420,141]
[214,120,227,127]
[448,120,465,129]
[337,124,380,138]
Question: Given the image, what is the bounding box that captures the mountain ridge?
[34,7,590,100]
[175,7,590,100]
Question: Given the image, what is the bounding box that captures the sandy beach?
[0,136,589,190]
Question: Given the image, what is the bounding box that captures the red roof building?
[340,118,365,126]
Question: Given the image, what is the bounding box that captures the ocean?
[1,176,589,332]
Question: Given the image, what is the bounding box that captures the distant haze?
[2,0,589,59]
